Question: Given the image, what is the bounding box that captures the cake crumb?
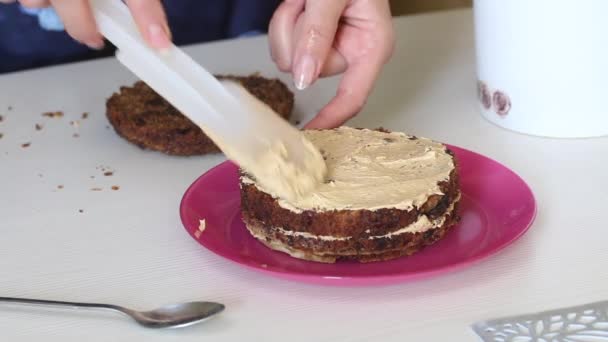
[21,142,31,148]
[91,187,102,191]
[73,133,80,138]
[35,123,43,131]
[78,209,84,213]
[111,185,120,191]
[104,171,113,176]
[57,185,64,189]
[294,120,301,125]
[42,111,63,118]
[194,219,206,239]
[82,112,89,119]
[69,120,79,127]
[7,106,12,111]
[90,176,95,179]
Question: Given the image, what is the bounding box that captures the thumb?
[291,0,347,90]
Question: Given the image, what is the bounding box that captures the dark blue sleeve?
[163,0,280,44]
[0,3,93,73]
[227,0,281,37]
[0,0,280,74]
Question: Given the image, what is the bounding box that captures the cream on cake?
[242,127,455,212]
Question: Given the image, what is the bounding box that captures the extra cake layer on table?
[106,74,294,156]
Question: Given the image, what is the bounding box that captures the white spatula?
[89,0,326,200]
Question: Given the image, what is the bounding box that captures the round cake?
[106,74,294,156]
[239,127,461,263]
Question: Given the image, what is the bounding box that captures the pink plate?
[180,145,536,286]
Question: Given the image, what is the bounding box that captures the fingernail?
[158,47,172,56]
[148,24,170,49]
[86,38,105,50]
[294,54,317,90]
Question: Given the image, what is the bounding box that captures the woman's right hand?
[1,0,171,50]
[268,0,395,129]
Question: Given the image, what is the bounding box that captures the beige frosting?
[250,138,327,203]
[273,227,350,241]
[246,227,335,263]
[216,81,327,203]
[242,127,455,212]
[368,193,459,238]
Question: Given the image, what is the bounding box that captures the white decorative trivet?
[473,301,608,341]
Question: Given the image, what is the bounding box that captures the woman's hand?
[269,0,395,128]
[3,0,171,50]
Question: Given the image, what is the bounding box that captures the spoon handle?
[0,296,122,312]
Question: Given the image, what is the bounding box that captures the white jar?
[474,0,608,138]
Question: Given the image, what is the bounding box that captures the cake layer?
[106,74,294,156]
[244,199,460,263]
[240,167,459,238]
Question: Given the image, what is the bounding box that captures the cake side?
[239,127,461,263]
[244,200,460,263]
[240,167,459,238]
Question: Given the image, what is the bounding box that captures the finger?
[126,0,171,50]
[18,0,48,7]
[305,57,384,129]
[291,0,348,90]
[49,0,104,49]
[319,49,347,77]
[268,0,304,72]
[369,0,396,65]
[296,15,347,77]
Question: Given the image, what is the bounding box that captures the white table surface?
[1,9,607,341]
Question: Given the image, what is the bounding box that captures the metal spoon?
[0,297,225,329]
